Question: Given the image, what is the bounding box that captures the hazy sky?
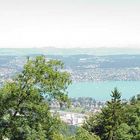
[0,0,140,48]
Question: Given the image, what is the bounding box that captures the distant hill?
[1,47,140,56]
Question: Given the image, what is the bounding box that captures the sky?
[0,0,140,48]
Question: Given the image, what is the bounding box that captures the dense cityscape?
[50,97,105,126]
[1,54,140,84]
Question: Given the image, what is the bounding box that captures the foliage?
[115,123,132,140]
[83,88,140,140]
[124,95,140,140]
[1,55,140,140]
[67,128,100,140]
[0,56,71,139]
[83,88,125,140]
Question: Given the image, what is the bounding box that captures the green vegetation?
[66,128,100,140]
[0,56,72,139]
[83,88,140,140]
[0,55,140,140]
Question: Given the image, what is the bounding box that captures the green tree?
[83,88,124,140]
[115,123,132,140]
[0,56,71,140]
[67,128,100,140]
[124,95,140,140]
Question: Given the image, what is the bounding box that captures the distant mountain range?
[0,47,140,56]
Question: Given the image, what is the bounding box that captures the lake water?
[68,81,140,101]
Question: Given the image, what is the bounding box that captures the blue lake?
[68,81,140,101]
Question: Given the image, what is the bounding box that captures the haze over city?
[0,0,140,48]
